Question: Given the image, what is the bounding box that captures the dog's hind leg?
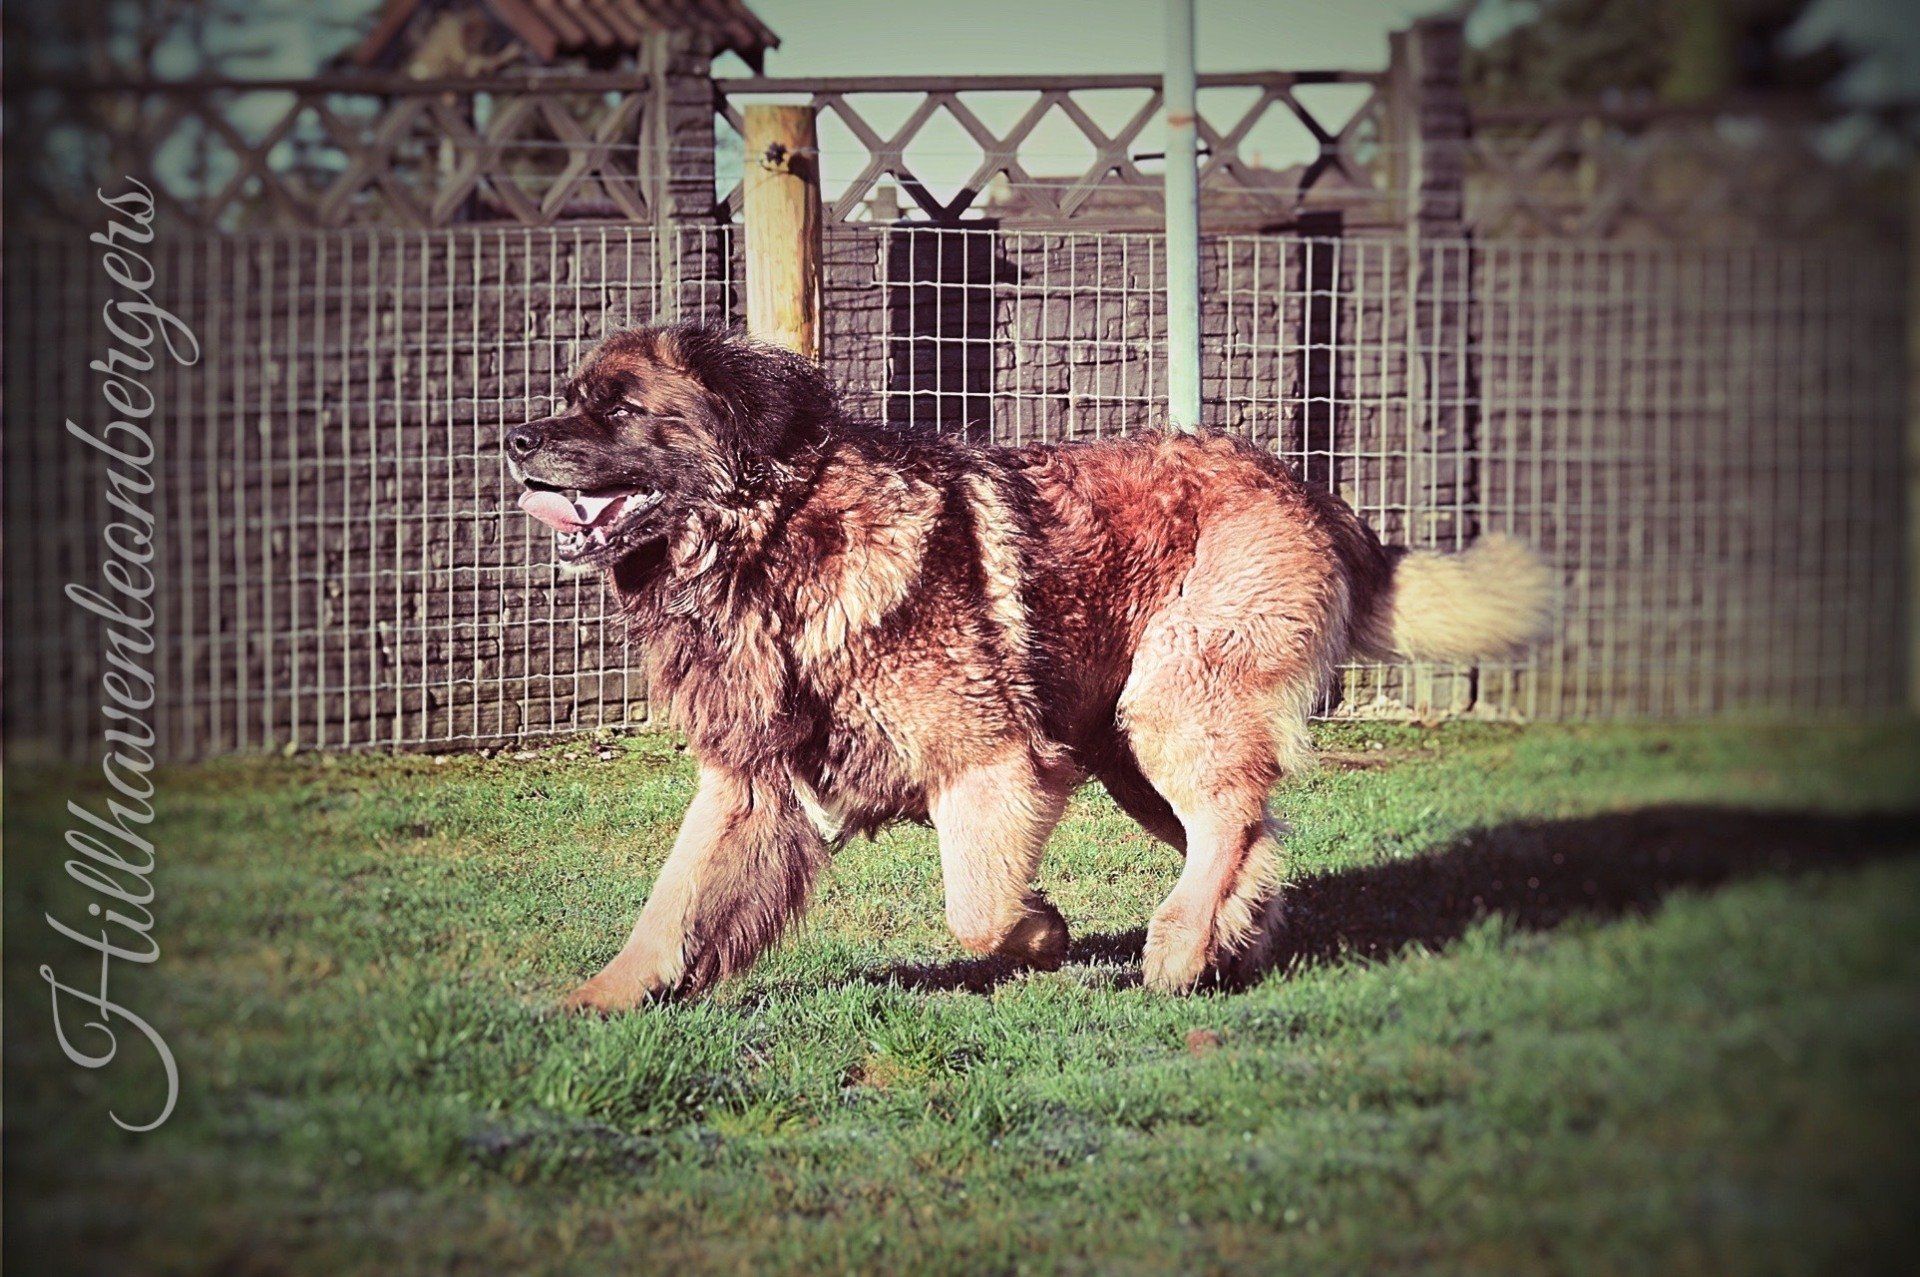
[1123,696,1289,993]
[1091,736,1187,852]
[930,750,1078,969]
[562,763,828,1013]
[1118,514,1340,993]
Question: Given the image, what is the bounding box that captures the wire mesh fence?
[6,224,735,756]
[4,221,1906,759]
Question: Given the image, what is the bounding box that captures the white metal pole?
[1163,0,1202,432]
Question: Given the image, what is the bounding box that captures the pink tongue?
[518,490,586,533]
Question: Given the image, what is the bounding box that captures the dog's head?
[506,324,835,569]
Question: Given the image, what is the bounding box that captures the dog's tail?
[1349,533,1555,664]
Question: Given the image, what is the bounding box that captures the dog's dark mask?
[506,325,835,569]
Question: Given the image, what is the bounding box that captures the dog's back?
[1009,429,1550,732]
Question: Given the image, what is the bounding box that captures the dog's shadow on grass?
[859,805,1920,995]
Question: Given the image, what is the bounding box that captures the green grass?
[8,720,1920,1274]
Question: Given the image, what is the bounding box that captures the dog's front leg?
[931,750,1077,968]
[562,763,829,1012]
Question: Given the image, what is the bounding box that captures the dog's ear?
[666,325,836,457]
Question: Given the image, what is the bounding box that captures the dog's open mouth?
[518,483,664,560]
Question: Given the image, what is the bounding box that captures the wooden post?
[743,104,823,359]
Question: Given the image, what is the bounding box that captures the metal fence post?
[1162,0,1203,432]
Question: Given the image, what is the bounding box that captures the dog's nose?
[505,426,543,460]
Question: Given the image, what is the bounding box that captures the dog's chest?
[790,776,851,845]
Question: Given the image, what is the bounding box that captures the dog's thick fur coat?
[506,324,1551,1009]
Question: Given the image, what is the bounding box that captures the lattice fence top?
[13,61,1912,238]
[14,67,1394,232]
[12,73,665,230]
[715,72,1393,228]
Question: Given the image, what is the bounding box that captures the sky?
[113,0,1919,98]
[724,0,1918,95]
[718,0,1454,79]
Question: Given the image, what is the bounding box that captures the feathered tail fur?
[1351,533,1555,664]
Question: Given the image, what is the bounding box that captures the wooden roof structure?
[349,0,778,73]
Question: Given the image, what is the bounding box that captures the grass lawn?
[8,720,1920,1274]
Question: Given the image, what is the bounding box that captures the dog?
[506,323,1552,1011]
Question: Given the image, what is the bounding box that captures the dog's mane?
[643,321,992,476]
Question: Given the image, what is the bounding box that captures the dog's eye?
[609,403,645,421]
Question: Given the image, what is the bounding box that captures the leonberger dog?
[507,323,1551,1011]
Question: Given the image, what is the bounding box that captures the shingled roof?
[350,0,779,73]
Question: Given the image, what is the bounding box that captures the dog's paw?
[1006,898,1071,971]
[1141,911,1211,994]
[557,941,688,1015]
[558,975,654,1016]
[1210,933,1277,990]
